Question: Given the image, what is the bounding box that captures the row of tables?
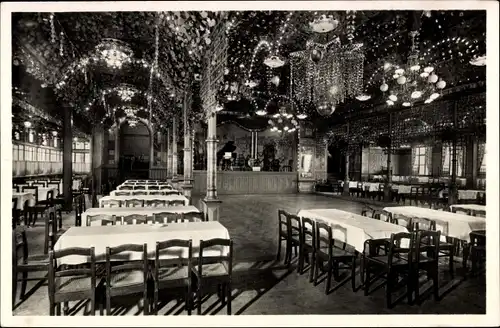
[54,179,231,265]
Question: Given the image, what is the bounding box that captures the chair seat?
[157,266,189,282]
[17,254,50,270]
[317,246,354,259]
[366,255,409,266]
[109,270,145,288]
[192,263,229,278]
[56,275,96,294]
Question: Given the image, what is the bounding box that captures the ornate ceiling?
[12,10,486,134]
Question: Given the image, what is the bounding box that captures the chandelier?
[95,38,134,69]
[115,85,136,101]
[269,106,299,134]
[290,37,364,115]
[309,14,339,33]
[382,31,446,107]
[264,55,285,68]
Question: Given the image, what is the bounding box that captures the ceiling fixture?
[95,38,134,69]
[470,55,486,66]
[255,109,267,116]
[381,31,446,107]
[23,121,32,128]
[355,94,371,101]
[297,113,308,119]
[309,14,339,33]
[116,86,136,101]
[269,106,299,134]
[264,55,285,68]
[245,80,259,88]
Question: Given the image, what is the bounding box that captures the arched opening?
[118,120,152,179]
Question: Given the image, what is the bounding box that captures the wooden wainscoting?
[193,171,297,195]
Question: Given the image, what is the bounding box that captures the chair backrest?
[387,232,414,267]
[164,190,180,196]
[301,217,315,247]
[160,185,173,190]
[145,199,166,207]
[167,199,185,206]
[102,199,121,208]
[73,194,84,226]
[153,212,180,224]
[410,217,435,232]
[120,186,134,190]
[429,219,449,237]
[315,221,333,252]
[115,191,131,196]
[277,209,289,234]
[179,211,204,222]
[154,239,192,281]
[45,189,54,202]
[12,229,29,266]
[197,238,233,277]
[125,199,144,208]
[33,182,47,188]
[86,214,116,227]
[469,230,486,247]
[22,186,39,202]
[48,247,96,298]
[105,244,148,288]
[379,183,385,191]
[148,185,159,190]
[47,183,60,195]
[122,214,148,225]
[149,191,164,196]
[410,186,420,196]
[13,185,20,192]
[132,191,147,196]
[415,230,440,263]
[288,214,301,239]
[135,186,146,190]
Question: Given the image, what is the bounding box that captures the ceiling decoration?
[12,10,485,135]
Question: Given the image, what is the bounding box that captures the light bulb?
[430,93,440,100]
[420,72,429,78]
[424,98,433,104]
[424,66,434,73]
[386,100,394,106]
[402,102,411,107]
[411,91,422,99]
[395,68,404,75]
[389,94,398,102]
[410,65,421,71]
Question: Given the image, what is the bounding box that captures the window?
[479,143,486,174]
[413,147,428,175]
[442,145,464,176]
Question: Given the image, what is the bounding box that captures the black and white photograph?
[1,1,498,326]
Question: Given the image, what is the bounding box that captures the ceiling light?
[411,91,422,99]
[395,68,405,75]
[424,66,434,73]
[215,104,224,112]
[424,98,433,104]
[264,55,285,68]
[23,121,32,128]
[430,92,440,100]
[297,113,307,119]
[410,65,421,71]
[389,94,398,102]
[386,100,394,106]
[255,110,267,116]
[420,72,429,78]
[309,15,339,33]
[356,94,371,101]
[402,102,411,107]
[470,55,486,66]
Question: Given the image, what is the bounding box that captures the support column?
[449,102,459,205]
[114,125,120,164]
[465,136,478,189]
[149,125,154,170]
[384,113,393,202]
[182,97,194,202]
[342,123,350,195]
[172,117,179,182]
[202,111,222,221]
[160,130,165,166]
[166,127,172,179]
[62,107,73,210]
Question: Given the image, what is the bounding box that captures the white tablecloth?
[391,184,414,194]
[450,204,486,216]
[109,189,180,196]
[382,206,485,241]
[117,184,173,190]
[99,195,189,207]
[54,221,230,265]
[82,205,200,223]
[458,190,485,200]
[297,209,408,253]
[38,187,59,201]
[12,192,36,210]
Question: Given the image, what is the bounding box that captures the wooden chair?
[164,190,180,196]
[86,214,116,227]
[412,230,441,304]
[313,222,357,294]
[409,186,420,206]
[285,214,301,266]
[298,217,315,275]
[48,247,97,315]
[430,220,456,278]
[12,229,49,306]
[276,210,291,262]
[105,243,149,315]
[466,230,486,276]
[101,199,121,208]
[148,185,160,191]
[192,238,233,315]
[152,212,179,224]
[125,199,144,208]
[160,185,173,190]
[167,199,185,207]
[132,191,148,196]
[135,186,146,190]
[32,182,47,188]
[409,217,434,232]
[122,214,148,225]
[149,191,164,196]
[120,186,133,191]
[152,239,193,315]
[363,232,414,308]
[114,191,131,196]
[179,212,204,222]
[144,200,166,207]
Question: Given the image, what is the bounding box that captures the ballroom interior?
[9,9,490,317]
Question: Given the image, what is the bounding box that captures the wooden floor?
[12,193,485,316]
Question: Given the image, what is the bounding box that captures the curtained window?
[413,147,429,175]
[478,142,486,173]
[442,145,464,176]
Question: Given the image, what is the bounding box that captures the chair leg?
[20,272,28,299]
[432,268,440,301]
[449,247,455,279]
[63,301,69,315]
[309,252,316,283]
[325,261,333,295]
[297,246,303,274]
[56,303,61,315]
[43,213,49,254]
[351,254,357,292]
[12,271,17,307]
[226,282,232,315]
[314,256,320,285]
[106,292,111,316]
[197,280,202,315]
[364,261,371,296]
[143,291,149,315]
[276,236,282,261]
[186,283,192,316]
[386,272,393,309]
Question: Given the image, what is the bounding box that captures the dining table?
[450,204,486,217]
[82,205,200,223]
[99,194,189,207]
[53,221,230,265]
